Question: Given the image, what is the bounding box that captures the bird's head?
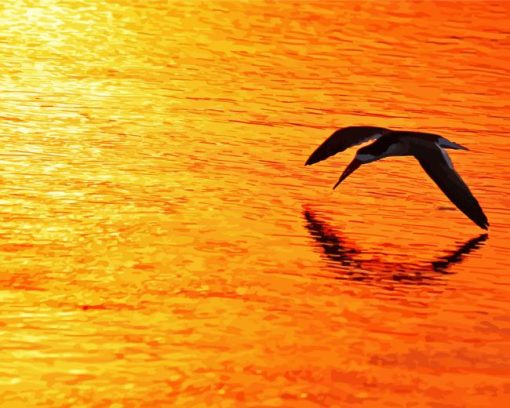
[355,145,379,163]
[333,146,379,189]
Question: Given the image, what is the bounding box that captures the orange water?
[1,1,509,407]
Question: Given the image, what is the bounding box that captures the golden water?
[1,1,509,406]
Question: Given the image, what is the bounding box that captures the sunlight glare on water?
[1,0,509,406]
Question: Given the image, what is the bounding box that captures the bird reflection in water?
[303,208,488,286]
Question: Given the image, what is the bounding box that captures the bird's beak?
[333,158,361,189]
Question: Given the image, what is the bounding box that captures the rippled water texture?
[1,1,509,406]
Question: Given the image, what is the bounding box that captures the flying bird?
[305,126,489,230]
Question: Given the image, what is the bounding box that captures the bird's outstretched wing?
[415,145,489,230]
[305,126,388,165]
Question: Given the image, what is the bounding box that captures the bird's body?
[306,126,489,230]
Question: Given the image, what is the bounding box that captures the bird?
[305,126,489,230]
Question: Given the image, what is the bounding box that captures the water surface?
[1,1,509,406]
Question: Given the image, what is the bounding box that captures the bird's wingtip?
[305,157,318,166]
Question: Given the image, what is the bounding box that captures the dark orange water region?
[1,0,510,407]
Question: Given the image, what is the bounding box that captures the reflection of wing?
[305,126,388,165]
[415,145,489,230]
[303,208,489,286]
[432,233,489,272]
[303,210,362,269]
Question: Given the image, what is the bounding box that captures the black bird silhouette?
[306,126,489,229]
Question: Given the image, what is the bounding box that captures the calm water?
[1,1,509,406]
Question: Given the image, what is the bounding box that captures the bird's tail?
[438,137,469,151]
